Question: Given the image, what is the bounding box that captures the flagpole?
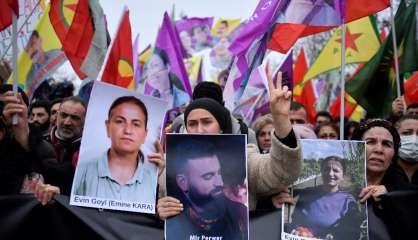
[12,12,18,124]
[96,6,128,82]
[1,0,42,60]
[339,23,346,140]
[389,0,401,99]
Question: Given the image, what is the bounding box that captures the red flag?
[297,81,317,124]
[0,0,19,32]
[101,9,134,88]
[293,48,308,88]
[268,0,390,53]
[292,49,316,123]
[269,25,333,53]
[49,0,75,41]
[329,92,358,120]
[61,0,93,79]
[404,72,418,106]
[50,0,94,79]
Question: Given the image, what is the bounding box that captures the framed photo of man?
[70,81,169,213]
[166,134,249,240]
[282,139,368,240]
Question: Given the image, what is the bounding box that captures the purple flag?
[229,0,280,56]
[275,0,344,26]
[233,65,269,125]
[223,35,266,111]
[133,34,140,90]
[175,17,214,34]
[233,50,293,125]
[175,17,214,55]
[272,50,293,91]
[314,78,325,97]
[144,12,192,109]
[223,0,280,111]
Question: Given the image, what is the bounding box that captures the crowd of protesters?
[1,58,418,239]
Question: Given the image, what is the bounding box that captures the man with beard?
[40,96,87,196]
[167,139,247,240]
[0,92,86,202]
[29,100,50,136]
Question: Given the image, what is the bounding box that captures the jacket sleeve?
[247,130,302,197]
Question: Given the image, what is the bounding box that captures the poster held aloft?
[166,134,249,240]
[282,139,368,240]
[70,81,169,213]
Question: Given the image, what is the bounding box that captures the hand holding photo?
[70,82,169,213]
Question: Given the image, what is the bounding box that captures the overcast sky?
[99,0,259,50]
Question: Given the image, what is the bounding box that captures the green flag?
[346,0,418,118]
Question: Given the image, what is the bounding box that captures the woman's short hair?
[252,114,273,136]
[108,96,148,128]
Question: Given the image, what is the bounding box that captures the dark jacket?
[368,165,418,239]
[39,128,81,195]
[0,125,51,195]
[166,195,248,240]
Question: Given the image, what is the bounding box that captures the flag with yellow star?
[303,16,380,83]
[347,0,418,118]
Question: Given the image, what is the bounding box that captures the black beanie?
[192,82,224,105]
[184,98,232,134]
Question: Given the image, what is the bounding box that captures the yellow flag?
[211,18,241,39]
[303,17,380,83]
[40,0,46,11]
[8,4,66,97]
[139,46,153,64]
[185,55,202,89]
[350,105,366,122]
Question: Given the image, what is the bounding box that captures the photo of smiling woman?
[70,82,167,213]
[283,140,367,240]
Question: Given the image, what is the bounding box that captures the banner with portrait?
[142,13,192,110]
[70,81,169,213]
[166,134,249,240]
[282,139,368,240]
[175,17,214,56]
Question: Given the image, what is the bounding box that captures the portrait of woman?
[144,48,189,109]
[73,96,164,204]
[70,82,168,213]
[286,155,362,240]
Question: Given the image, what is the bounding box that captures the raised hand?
[267,72,293,138]
[0,91,30,150]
